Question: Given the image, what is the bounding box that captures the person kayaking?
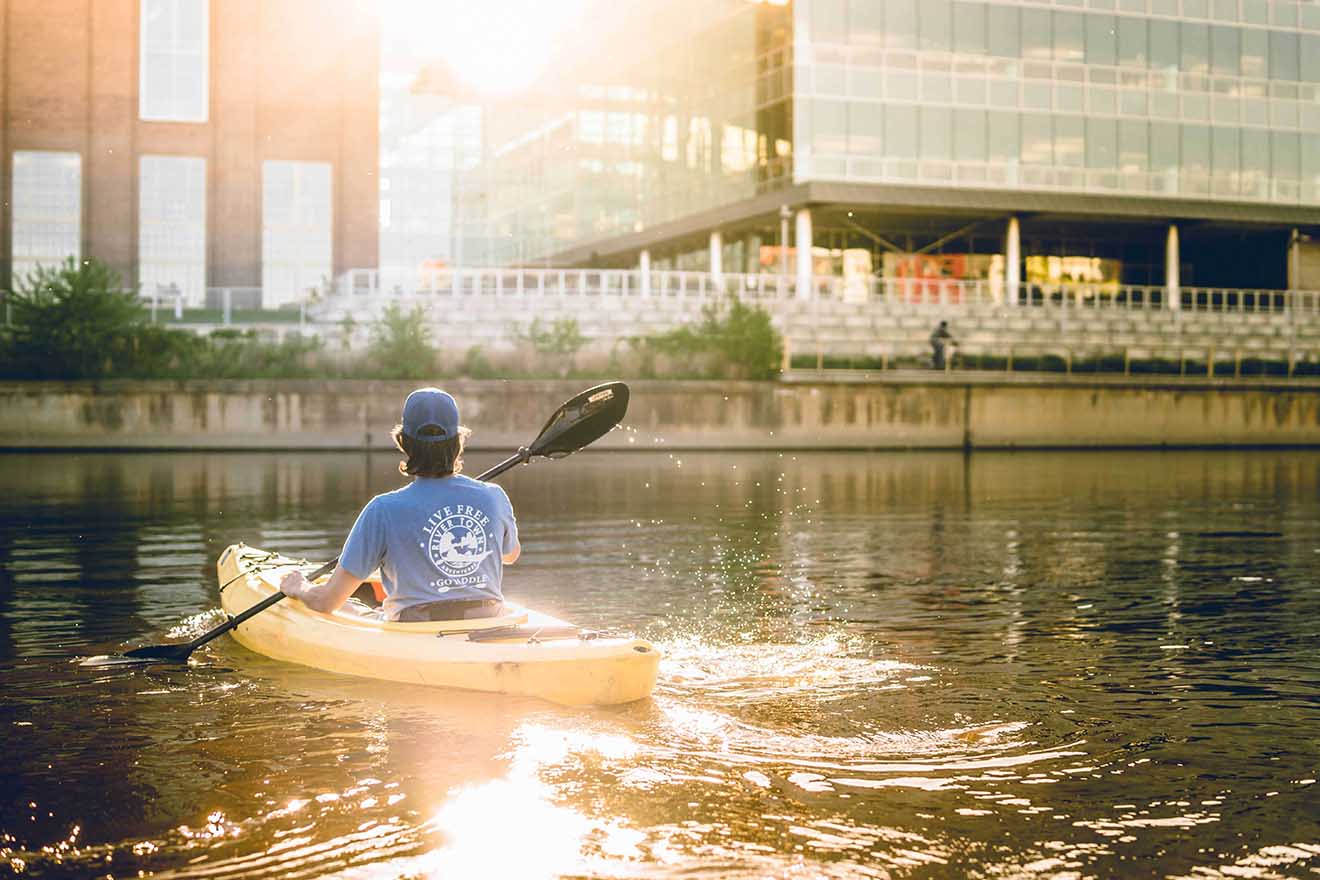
[279,388,520,622]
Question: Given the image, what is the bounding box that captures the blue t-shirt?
[340,475,519,620]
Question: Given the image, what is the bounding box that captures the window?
[1086,118,1117,169]
[11,151,81,282]
[953,2,987,54]
[262,160,332,308]
[848,102,883,155]
[1150,20,1179,70]
[885,0,918,50]
[1119,120,1148,172]
[140,0,208,122]
[920,106,952,160]
[1180,22,1210,75]
[1054,11,1085,63]
[1269,30,1300,81]
[1022,115,1052,165]
[1022,8,1052,60]
[139,155,206,306]
[955,109,987,162]
[1210,26,1240,76]
[848,0,883,46]
[884,104,918,159]
[1118,17,1147,67]
[919,0,952,52]
[988,111,1019,162]
[1085,15,1117,66]
[987,5,1019,57]
[812,0,847,44]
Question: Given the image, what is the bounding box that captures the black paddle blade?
[529,382,629,459]
[119,643,195,663]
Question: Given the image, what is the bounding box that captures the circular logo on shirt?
[425,512,491,578]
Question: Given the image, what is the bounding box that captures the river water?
[0,449,1317,879]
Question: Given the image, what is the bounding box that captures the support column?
[709,230,723,280]
[1289,229,1300,290]
[779,205,791,278]
[639,249,651,297]
[1005,216,1021,306]
[795,208,813,298]
[1165,223,1181,311]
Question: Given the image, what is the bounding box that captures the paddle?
[107,381,630,665]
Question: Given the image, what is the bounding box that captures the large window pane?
[139,155,206,306]
[1269,30,1300,80]
[262,160,332,308]
[1180,22,1209,74]
[811,0,847,43]
[1210,26,1240,76]
[1272,131,1300,182]
[1211,126,1240,189]
[988,111,1020,162]
[1151,19,1179,70]
[812,100,848,154]
[919,0,952,52]
[139,0,209,122]
[1182,125,1211,170]
[1022,8,1052,60]
[1241,28,1268,77]
[1055,116,1084,167]
[885,0,918,50]
[885,104,917,158]
[920,106,952,159]
[1086,15,1117,66]
[955,109,987,161]
[10,151,81,282]
[1118,120,1148,172]
[1304,34,1320,83]
[1054,11,1085,62]
[953,1,987,54]
[848,0,883,46]
[1086,117,1117,168]
[1118,17,1147,67]
[1022,115,1052,165]
[1150,122,1180,172]
[988,5,1020,58]
[848,102,883,154]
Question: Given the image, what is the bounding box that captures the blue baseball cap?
[401,388,460,440]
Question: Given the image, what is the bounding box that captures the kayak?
[216,543,661,706]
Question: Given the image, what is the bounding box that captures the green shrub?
[642,296,782,379]
[520,318,585,356]
[459,345,497,379]
[0,258,154,379]
[367,303,434,379]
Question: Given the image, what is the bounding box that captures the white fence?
[332,267,1320,317]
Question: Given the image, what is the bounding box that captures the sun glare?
[389,0,585,97]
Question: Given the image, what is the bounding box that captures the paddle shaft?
[185,557,337,654]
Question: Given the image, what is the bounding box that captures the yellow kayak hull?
[216,543,660,707]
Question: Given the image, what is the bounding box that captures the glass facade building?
[437,0,1320,291]
[798,0,1320,204]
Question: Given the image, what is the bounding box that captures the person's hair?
[391,424,470,477]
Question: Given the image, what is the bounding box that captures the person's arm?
[280,564,362,614]
[497,485,519,565]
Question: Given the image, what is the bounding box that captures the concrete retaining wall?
[1,376,1318,450]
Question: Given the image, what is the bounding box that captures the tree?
[1,258,153,379]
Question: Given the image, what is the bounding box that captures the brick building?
[0,0,379,307]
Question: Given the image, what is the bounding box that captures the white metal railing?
[331,268,1320,317]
